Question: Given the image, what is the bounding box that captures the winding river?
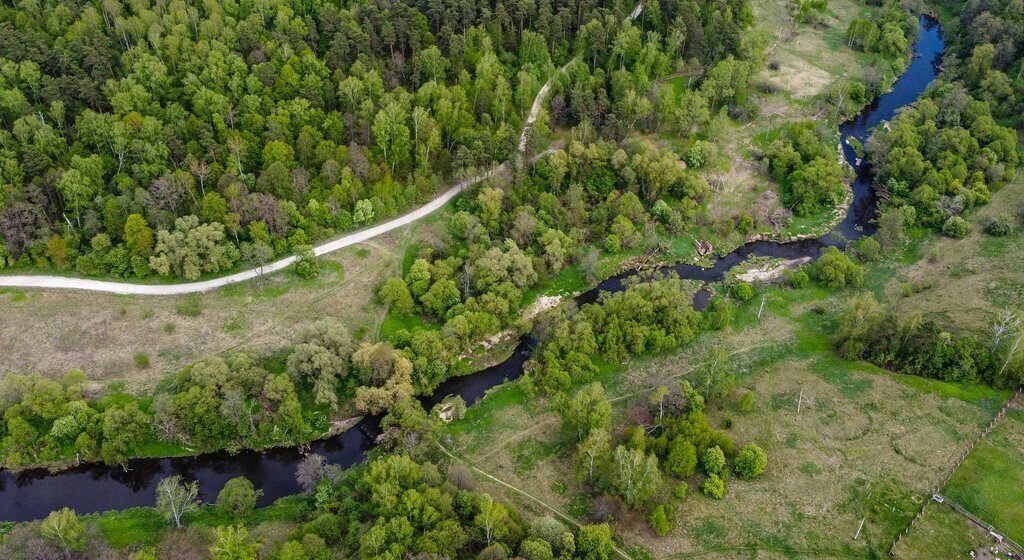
[0,17,944,523]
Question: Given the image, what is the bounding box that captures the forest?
[1,0,1024,557]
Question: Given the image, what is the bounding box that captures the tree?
[216,477,263,517]
[378,277,415,314]
[295,454,341,495]
[149,215,238,280]
[291,245,320,279]
[576,524,614,560]
[812,246,863,290]
[557,382,612,442]
[210,525,257,560]
[576,428,611,482]
[372,102,410,173]
[702,445,727,476]
[734,443,768,479]
[665,438,698,478]
[613,445,661,507]
[100,403,150,466]
[124,214,154,258]
[156,475,200,528]
[475,494,510,546]
[39,508,86,559]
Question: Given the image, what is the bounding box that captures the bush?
[812,247,863,290]
[942,216,970,238]
[985,214,1015,236]
[133,352,150,369]
[734,443,768,479]
[730,282,754,302]
[604,234,621,254]
[701,474,725,499]
[853,236,881,261]
[737,214,756,235]
[738,392,755,412]
[786,269,809,289]
[292,245,320,279]
[673,482,689,500]
[648,504,673,536]
[217,476,263,517]
[701,446,726,475]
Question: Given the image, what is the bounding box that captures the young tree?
[39,508,87,559]
[210,525,257,560]
[557,382,612,442]
[576,428,611,482]
[576,524,615,560]
[665,437,698,478]
[156,475,200,528]
[701,473,725,499]
[475,494,510,546]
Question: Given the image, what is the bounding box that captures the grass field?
[942,407,1024,544]
[442,279,1011,558]
[884,179,1024,335]
[891,503,990,559]
[0,226,423,390]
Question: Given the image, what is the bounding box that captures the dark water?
[0,17,943,523]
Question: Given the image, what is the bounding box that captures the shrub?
[738,392,755,412]
[133,352,150,369]
[730,282,754,302]
[673,482,689,500]
[942,216,970,238]
[292,245,320,279]
[604,234,621,254]
[985,214,1015,236]
[737,214,756,235]
[786,269,809,289]
[734,443,768,479]
[701,474,725,499]
[853,236,881,261]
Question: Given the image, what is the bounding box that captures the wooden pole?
[797,386,804,413]
[854,517,865,540]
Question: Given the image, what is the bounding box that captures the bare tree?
[295,454,342,494]
[991,311,1022,354]
[156,476,200,528]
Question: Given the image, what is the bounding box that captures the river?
[0,16,944,523]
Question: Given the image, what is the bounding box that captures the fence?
[887,388,1022,556]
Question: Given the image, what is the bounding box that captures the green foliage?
[291,245,320,279]
[738,391,755,412]
[942,216,971,238]
[133,352,151,369]
[701,446,726,475]
[613,445,662,507]
[730,282,754,302]
[765,121,847,217]
[216,477,263,518]
[40,508,87,557]
[985,214,1015,237]
[854,237,881,262]
[812,247,864,290]
[734,443,768,479]
[649,504,674,536]
[701,474,726,499]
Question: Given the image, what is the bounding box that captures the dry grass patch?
[884,181,1024,334]
[0,228,421,390]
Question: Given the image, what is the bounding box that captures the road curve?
[0,3,642,296]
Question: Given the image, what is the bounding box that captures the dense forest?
[0,0,749,280]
